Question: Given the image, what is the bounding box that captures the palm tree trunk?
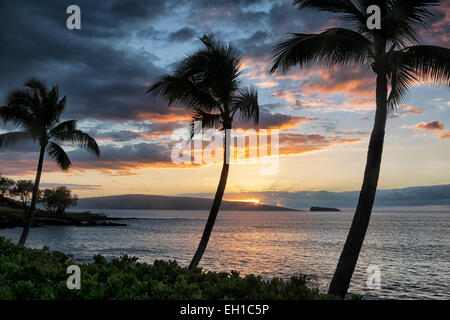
[18,145,45,245]
[188,128,231,270]
[328,73,388,298]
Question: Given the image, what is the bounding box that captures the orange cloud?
[441,131,450,139]
[278,133,362,155]
[136,106,191,123]
[272,90,301,105]
[256,81,279,88]
[301,67,375,99]
[414,120,445,131]
[398,104,424,115]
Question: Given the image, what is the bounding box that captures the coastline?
[0,206,127,229]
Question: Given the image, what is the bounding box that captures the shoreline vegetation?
[0,237,338,300]
[0,200,127,229]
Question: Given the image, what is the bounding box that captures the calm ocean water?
[1,209,449,299]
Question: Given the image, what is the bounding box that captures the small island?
[310,206,341,212]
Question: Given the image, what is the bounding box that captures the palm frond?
[149,33,258,133]
[199,34,241,105]
[271,28,373,74]
[47,142,71,171]
[5,89,32,108]
[0,132,32,150]
[190,108,222,139]
[24,77,48,98]
[148,75,218,111]
[232,86,259,125]
[0,105,33,129]
[160,33,241,108]
[402,45,450,85]
[383,0,441,45]
[387,61,417,108]
[51,130,100,157]
[48,120,78,138]
[387,45,450,106]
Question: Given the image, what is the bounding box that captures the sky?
[0,0,449,207]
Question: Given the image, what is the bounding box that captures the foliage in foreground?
[0,237,337,300]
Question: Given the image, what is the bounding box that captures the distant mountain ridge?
[75,194,300,211]
[182,184,450,208]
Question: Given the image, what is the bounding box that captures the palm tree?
[148,34,259,270]
[271,0,450,298]
[0,78,100,245]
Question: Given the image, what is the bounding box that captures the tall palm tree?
[148,34,259,270]
[0,78,100,245]
[271,0,450,298]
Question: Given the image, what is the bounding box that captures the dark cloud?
[268,1,336,36]
[167,27,197,42]
[421,1,450,46]
[68,142,171,164]
[87,130,143,142]
[0,141,173,175]
[0,0,170,122]
[236,31,273,59]
[169,0,268,36]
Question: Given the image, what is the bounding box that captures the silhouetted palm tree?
[271,0,450,298]
[148,34,259,270]
[0,78,100,245]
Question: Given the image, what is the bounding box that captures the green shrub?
[0,237,337,300]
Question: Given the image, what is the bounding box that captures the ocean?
[1,209,449,299]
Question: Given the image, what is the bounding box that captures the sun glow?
[230,198,260,204]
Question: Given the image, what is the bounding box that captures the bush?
[0,237,337,300]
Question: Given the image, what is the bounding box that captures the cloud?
[414,120,445,131]
[399,104,424,115]
[422,1,450,47]
[255,81,279,88]
[441,131,450,139]
[88,130,143,142]
[278,133,361,155]
[272,90,302,106]
[167,27,197,42]
[301,67,375,99]
[389,104,425,119]
[67,143,173,171]
[0,0,171,122]
[235,107,312,130]
[39,183,103,190]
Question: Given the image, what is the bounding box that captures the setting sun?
[230,198,260,204]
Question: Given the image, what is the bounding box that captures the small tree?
[0,175,15,197]
[0,78,100,245]
[10,180,34,212]
[40,186,78,217]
